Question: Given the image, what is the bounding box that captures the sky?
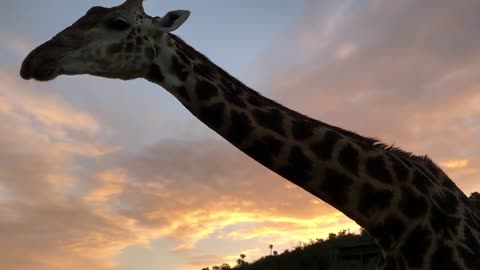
[0,0,479,269]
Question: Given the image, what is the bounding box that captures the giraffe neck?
[147,34,370,221]
[144,34,480,269]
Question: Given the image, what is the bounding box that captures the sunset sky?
[1,0,480,269]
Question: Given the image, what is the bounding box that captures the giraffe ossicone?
[20,0,480,269]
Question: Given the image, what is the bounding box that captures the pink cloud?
[259,0,480,194]
[2,0,479,269]
[0,70,140,270]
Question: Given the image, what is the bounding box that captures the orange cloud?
[0,72,99,134]
[442,159,469,169]
[0,69,137,270]
[83,169,127,202]
[98,140,360,264]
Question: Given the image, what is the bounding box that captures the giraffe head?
[20,0,190,81]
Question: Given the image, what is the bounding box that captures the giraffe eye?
[108,18,130,31]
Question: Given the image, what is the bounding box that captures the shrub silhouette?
[202,229,375,270]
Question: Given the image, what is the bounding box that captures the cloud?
[334,43,357,60]
[95,138,360,267]
[0,199,145,270]
[4,36,347,269]
[2,2,366,270]
[0,70,105,199]
[3,0,480,269]
[0,70,142,270]
[83,169,127,202]
[0,34,32,58]
[259,0,480,194]
[0,70,99,138]
[442,159,470,169]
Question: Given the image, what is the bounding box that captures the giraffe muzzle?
[20,38,65,81]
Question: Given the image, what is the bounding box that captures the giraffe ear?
[153,10,190,32]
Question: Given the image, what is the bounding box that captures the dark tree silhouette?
[200,228,378,270]
[220,263,231,270]
[237,253,247,266]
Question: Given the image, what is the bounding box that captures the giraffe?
[20,0,480,269]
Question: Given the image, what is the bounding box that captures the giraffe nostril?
[20,52,35,80]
